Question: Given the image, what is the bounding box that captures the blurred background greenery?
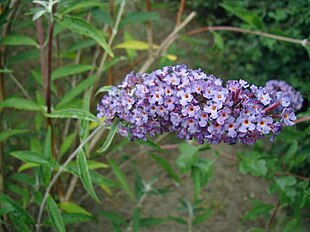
[0,0,309,231]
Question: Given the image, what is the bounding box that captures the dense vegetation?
[0,0,309,231]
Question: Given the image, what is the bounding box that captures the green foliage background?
[0,0,309,231]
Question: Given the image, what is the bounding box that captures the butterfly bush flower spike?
[97,65,302,145]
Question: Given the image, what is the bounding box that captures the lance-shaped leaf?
[77,149,100,203]
[97,120,119,153]
[0,97,41,111]
[108,158,135,201]
[56,16,113,57]
[1,35,38,47]
[148,153,180,183]
[0,129,28,142]
[56,75,96,108]
[0,193,34,225]
[95,85,113,96]
[47,195,66,232]
[46,109,99,122]
[10,151,50,165]
[59,202,91,216]
[136,139,165,153]
[52,64,94,80]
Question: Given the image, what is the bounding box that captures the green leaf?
[59,202,91,216]
[10,151,50,164]
[47,195,66,232]
[108,158,135,201]
[140,217,166,227]
[66,165,118,188]
[52,64,94,80]
[193,210,212,225]
[239,152,267,177]
[136,139,165,153]
[0,193,34,224]
[60,133,76,156]
[95,85,113,96]
[8,49,40,65]
[98,210,126,225]
[97,120,119,153]
[133,208,141,232]
[167,216,187,225]
[18,162,39,172]
[282,218,304,232]
[120,12,159,27]
[56,75,96,108]
[56,16,113,57]
[0,129,28,142]
[211,31,224,50]
[1,35,38,47]
[220,3,263,29]
[46,109,99,122]
[79,89,92,144]
[275,176,297,200]
[67,39,96,53]
[77,149,100,202]
[148,153,180,183]
[60,1,106,15]
[9,173,35,186]
[0,97,41,111]
[303,45,310,59]
[41,127,53,186]
[87,160,108,170]
[61,213,94,225]
[243,200,273,221]
[176,143,200,172]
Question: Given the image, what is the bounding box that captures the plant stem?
[35,5,47,96]
[9,73,31,99]
[267,202,281,231]
[139,11,196,73]
[145,0,153,58]
[91,0,126,95]
[186,26,310,46]
[35,124,105,232]
[176,0,186,25]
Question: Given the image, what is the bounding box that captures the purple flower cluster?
[265,80,303,111]
[97,65,299,145]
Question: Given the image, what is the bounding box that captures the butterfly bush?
[97,65,302,145]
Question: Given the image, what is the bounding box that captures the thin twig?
[91,0,126,95]
[108,0,115,85]
[294,116,310,124]
[145,0,153,58]
[274,172,310,181]
[64,176,79,202]
[35,124,105,232]
[267,202,281,231]
[139,11,196,73]
[186,26,310,46]
[9,73,31,99]
[176,0,186,25]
